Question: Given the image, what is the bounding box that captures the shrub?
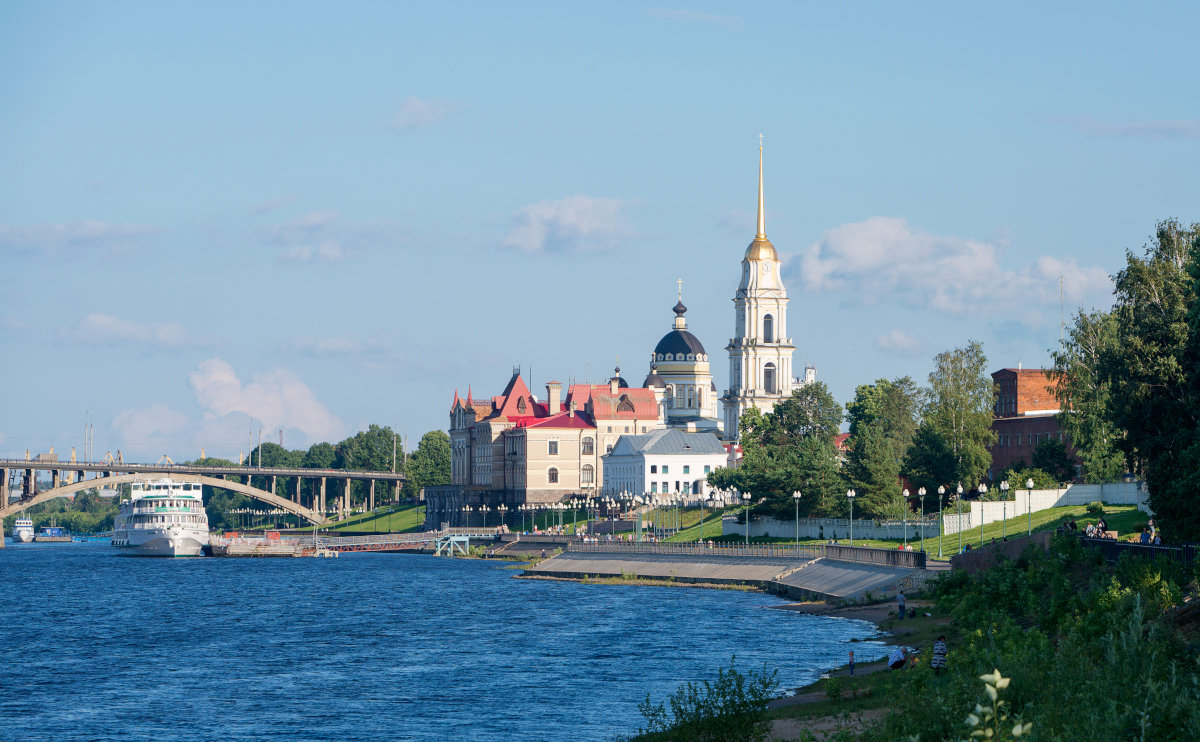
[636,658,778,742]
[824,676,843,701]
[1086,501,1104,515]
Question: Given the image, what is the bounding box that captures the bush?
[824,676,843,701]
[636,658,778,742]
[1086,501,1104,515]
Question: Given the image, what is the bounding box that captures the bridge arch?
[0,473,329,525]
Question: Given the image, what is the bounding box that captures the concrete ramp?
[523,551,813,585]
[775,559,915,601]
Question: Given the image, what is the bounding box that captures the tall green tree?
[844,377,921,518]
[924,341,995,487]
[901,421,957,510]
[1051,310,1127,482]
[403,430,450,500]
[1096,220,1200,540]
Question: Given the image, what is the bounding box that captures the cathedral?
[647,139,816,441]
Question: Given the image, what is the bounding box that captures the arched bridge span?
[0,473,329,525]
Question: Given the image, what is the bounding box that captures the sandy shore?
[771,599,905,626]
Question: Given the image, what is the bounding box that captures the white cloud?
[502,195,633,253]
[0,220,160,252]
[875,329,924,356]
[188,358,344,443]
[390,96,456,128]
[251,194,297,215]
[1068,116,1200,140]
[67,313,189,348]
[112,403,191,451]
[647,9,740,28]
[262,210,406,263]
[785,217,1113,319]
[284,336,392,356]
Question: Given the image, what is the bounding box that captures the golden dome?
[745,236,777,261]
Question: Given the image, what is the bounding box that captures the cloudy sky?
[3,1,1198,462]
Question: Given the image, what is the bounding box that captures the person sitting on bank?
[888,646,907,670]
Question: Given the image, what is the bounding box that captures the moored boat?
[112,478,209,557]
[11,517,34,543]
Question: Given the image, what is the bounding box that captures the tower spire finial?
[756,133,766,239]
[676,277,683,302]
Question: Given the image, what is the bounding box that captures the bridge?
[0,457,407,536]
[309,527,503,556]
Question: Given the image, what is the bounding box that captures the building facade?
[989,368,1077,478]
[721,142,816,440]
[433,367,668,526]
[601,429,728,500]
[644,295,723,435]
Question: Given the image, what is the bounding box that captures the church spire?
[756,133,766,239]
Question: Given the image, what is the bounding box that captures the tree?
[924,341,995,487]
[1095,220,1200,540]
[1051,309,1127,482]
[1031,438,1077,484]
[761,382,843,447]
[901,421,957,510]
[403,430,450,500]
[336,424,404,505]
[844,377,921,519]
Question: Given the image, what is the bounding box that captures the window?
[651,482,658,493]
[687,387,695,408]
[764,362,777,394]
[763,314,774,343]
[582,465,594,484]
[703,465,710,473]
[662,481,668,492]
[607,426,613,433]
[517,397,527,413]
[683,465,690,474]
[650,465,657,473]
[548,468,559,484]
[606,444,613,453]
[548,440,558,455]
[582,437,594,455]
[662,465,669,474]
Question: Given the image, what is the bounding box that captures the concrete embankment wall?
[521,549,929,602]
[942,481,1150,535]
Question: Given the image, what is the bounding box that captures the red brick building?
[989,368,1077,480]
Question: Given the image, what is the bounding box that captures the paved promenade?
[522,546,927,601]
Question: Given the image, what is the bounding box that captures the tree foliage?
[403,430,451,499]
[924,341,995,487]
[1054,220,1200,540]
[844,377,921,518]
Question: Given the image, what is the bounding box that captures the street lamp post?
[999,480,1009,539]
[741,491,751,547]
[902,488,910,548]
[846,489,856,546]
[977,483,987,548]
[917,487,927,552]
[792,490,802,549]
[1026,478,1034,535]
[956,484,964,554]
[937,485,946,558]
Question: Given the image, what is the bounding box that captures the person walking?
[896,591,906,622]
[932,635,948,675]
[848,650,855,676]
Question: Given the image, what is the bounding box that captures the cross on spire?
[676,277,683,302]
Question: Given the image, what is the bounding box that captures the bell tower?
[721,137,803,440]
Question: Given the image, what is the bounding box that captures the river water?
[0,542,887,741]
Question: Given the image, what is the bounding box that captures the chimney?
[569,400,577,418]
[547,381,562,413]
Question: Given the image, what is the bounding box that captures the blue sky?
[3,1,1198,463]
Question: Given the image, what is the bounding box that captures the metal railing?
[1080,536,1197,566]
[566,540,927,568]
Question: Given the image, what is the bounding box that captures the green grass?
[326,503,426,533]
[654,504,1144,557]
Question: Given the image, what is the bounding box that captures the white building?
[601,429,727,499]
[721,140,816,440]
[644,292,722,435]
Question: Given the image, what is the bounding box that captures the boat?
[34,521,72,543]
[112,478,210,557]
[11,517,34,543]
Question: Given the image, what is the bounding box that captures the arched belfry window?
[763,314,775,343]
[764,362,777,394]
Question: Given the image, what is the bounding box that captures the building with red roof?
[429,366,668,525]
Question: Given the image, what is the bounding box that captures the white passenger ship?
[12,517,34,543]
[112,478,210,557]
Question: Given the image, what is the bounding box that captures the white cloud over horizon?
[188,358,344,443]
[262,210,406,263]
[502,195,634,253]
[0,220,161,252]
[785,217,1114,321]
[66,313,191,348]
[390,96,457,128]
[1068,116,1200,140]
[875,329,925,356]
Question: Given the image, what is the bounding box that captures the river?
[0,542,887,741]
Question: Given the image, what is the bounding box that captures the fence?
[942,481,1152,536]
[731,515,939,541]
[1080,536,1197,566]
